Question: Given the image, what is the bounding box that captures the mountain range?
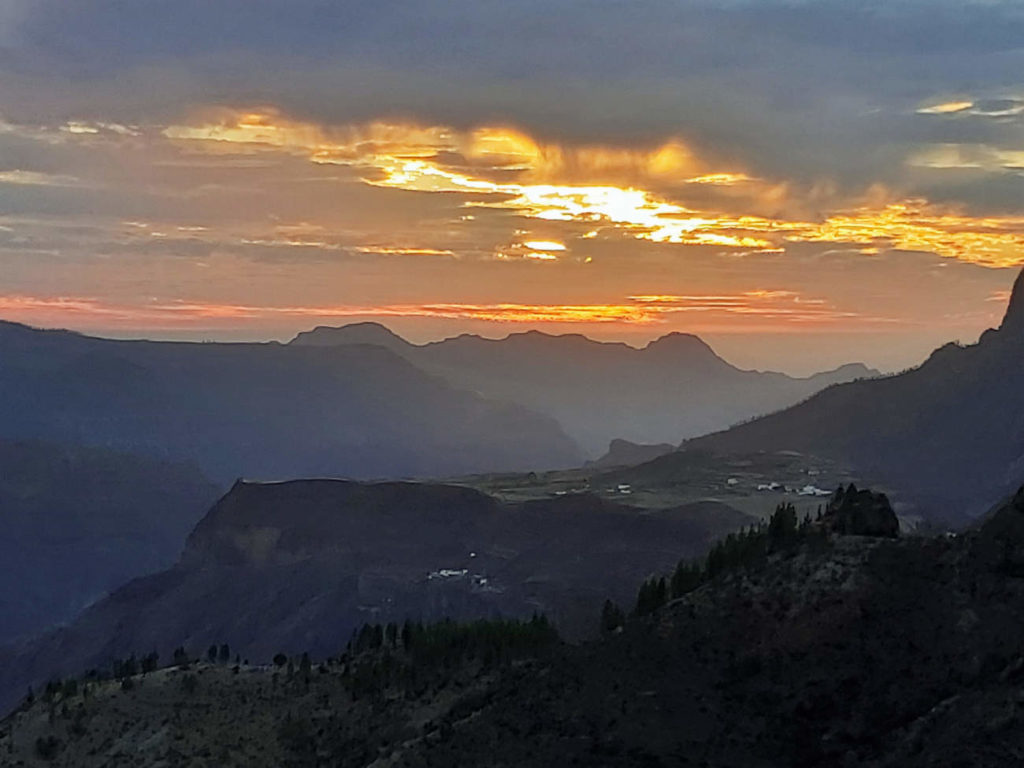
[0,321,582,483]
[669,268,1024,524]
[292,323,877,456]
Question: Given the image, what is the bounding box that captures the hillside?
[0,478,752,715]
[0,440,219,645]
[0,322,582,483]
[677,267,1024,524]
[8,488,1024,766]
[291,324,877,455]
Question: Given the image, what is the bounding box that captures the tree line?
[602,501,827,634]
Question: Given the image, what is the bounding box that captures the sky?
[1,1,1023,374]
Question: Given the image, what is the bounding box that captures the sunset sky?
[2,1,1024,373]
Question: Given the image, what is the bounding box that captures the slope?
[292,324,877,455]
[0,440,220,644]
[0,321,582,483]
[8,489,1024,767]
[0,478,752,715]
[681,267,1024,523]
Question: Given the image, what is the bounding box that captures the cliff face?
[999,268,1024,335]
[181,479,501,567]
[0,478,752,714]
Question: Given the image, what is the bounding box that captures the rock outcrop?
[824,484,900,537]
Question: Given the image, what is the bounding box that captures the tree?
[401,620,413,649]
[172,647,189,667]
[207,645,218,664]
[273,653,288,668]
[600,599,625,635]
[141,651,159,675]
[218,644,230,664]
[670,560,702,598]
[768,503,798,545]
[635,577,668,616]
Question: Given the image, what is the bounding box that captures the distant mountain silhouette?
[587,438,676,469]
[0,478,752,713]
[292,325,877,455]
[679,268,1024,523]
[0,440,219,644]
[0,321,582,482]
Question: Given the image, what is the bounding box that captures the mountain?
[0,478,752,714]
[0,440,219,645]
[587,438,676,469]
[0,321,582,483]
[291,325,878,456]
[8,488,1024,767]
[673,267,1024,524]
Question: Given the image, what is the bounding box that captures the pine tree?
[600,599,625,635]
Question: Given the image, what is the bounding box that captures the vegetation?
[631,501,825,618]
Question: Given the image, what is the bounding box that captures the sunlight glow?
[161,109,1024,268]
[917,101,974,115]
[520,240,566,252]
[0,290,865,329]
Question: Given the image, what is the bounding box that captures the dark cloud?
[2,0,1022,195]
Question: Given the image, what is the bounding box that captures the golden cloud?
[0,290,864,330]
[159,108,1024,267]
[916,100,974,115]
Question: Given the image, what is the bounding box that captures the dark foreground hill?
[292,323,876,455]
[651,267,1024,525]
[7,488,1024,767]
[0,478,751,714]
[0,321,582,483]
[0,440,219,645]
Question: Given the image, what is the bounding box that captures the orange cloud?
[157,109,1024,268]
[0,290,865,330]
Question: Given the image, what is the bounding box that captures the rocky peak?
[290,322,411,351]
[823,483,899,537]
[643,332,721,362]
[999,267,1024,336]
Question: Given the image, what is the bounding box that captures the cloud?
[4,0,1024,196]
[156,109,1024,267]
[0,169,83,186]
[0,289,868,330]
[1,0,1022,371]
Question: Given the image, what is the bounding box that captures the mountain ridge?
[291,323,878,453]
[671,266,1024,524]
[0,320,582,482]
[8,488,1024,766]
[0,477,753,715]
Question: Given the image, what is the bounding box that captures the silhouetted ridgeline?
[650,267,1024,524]
[0,320,582,482]
[292,323,877,455]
